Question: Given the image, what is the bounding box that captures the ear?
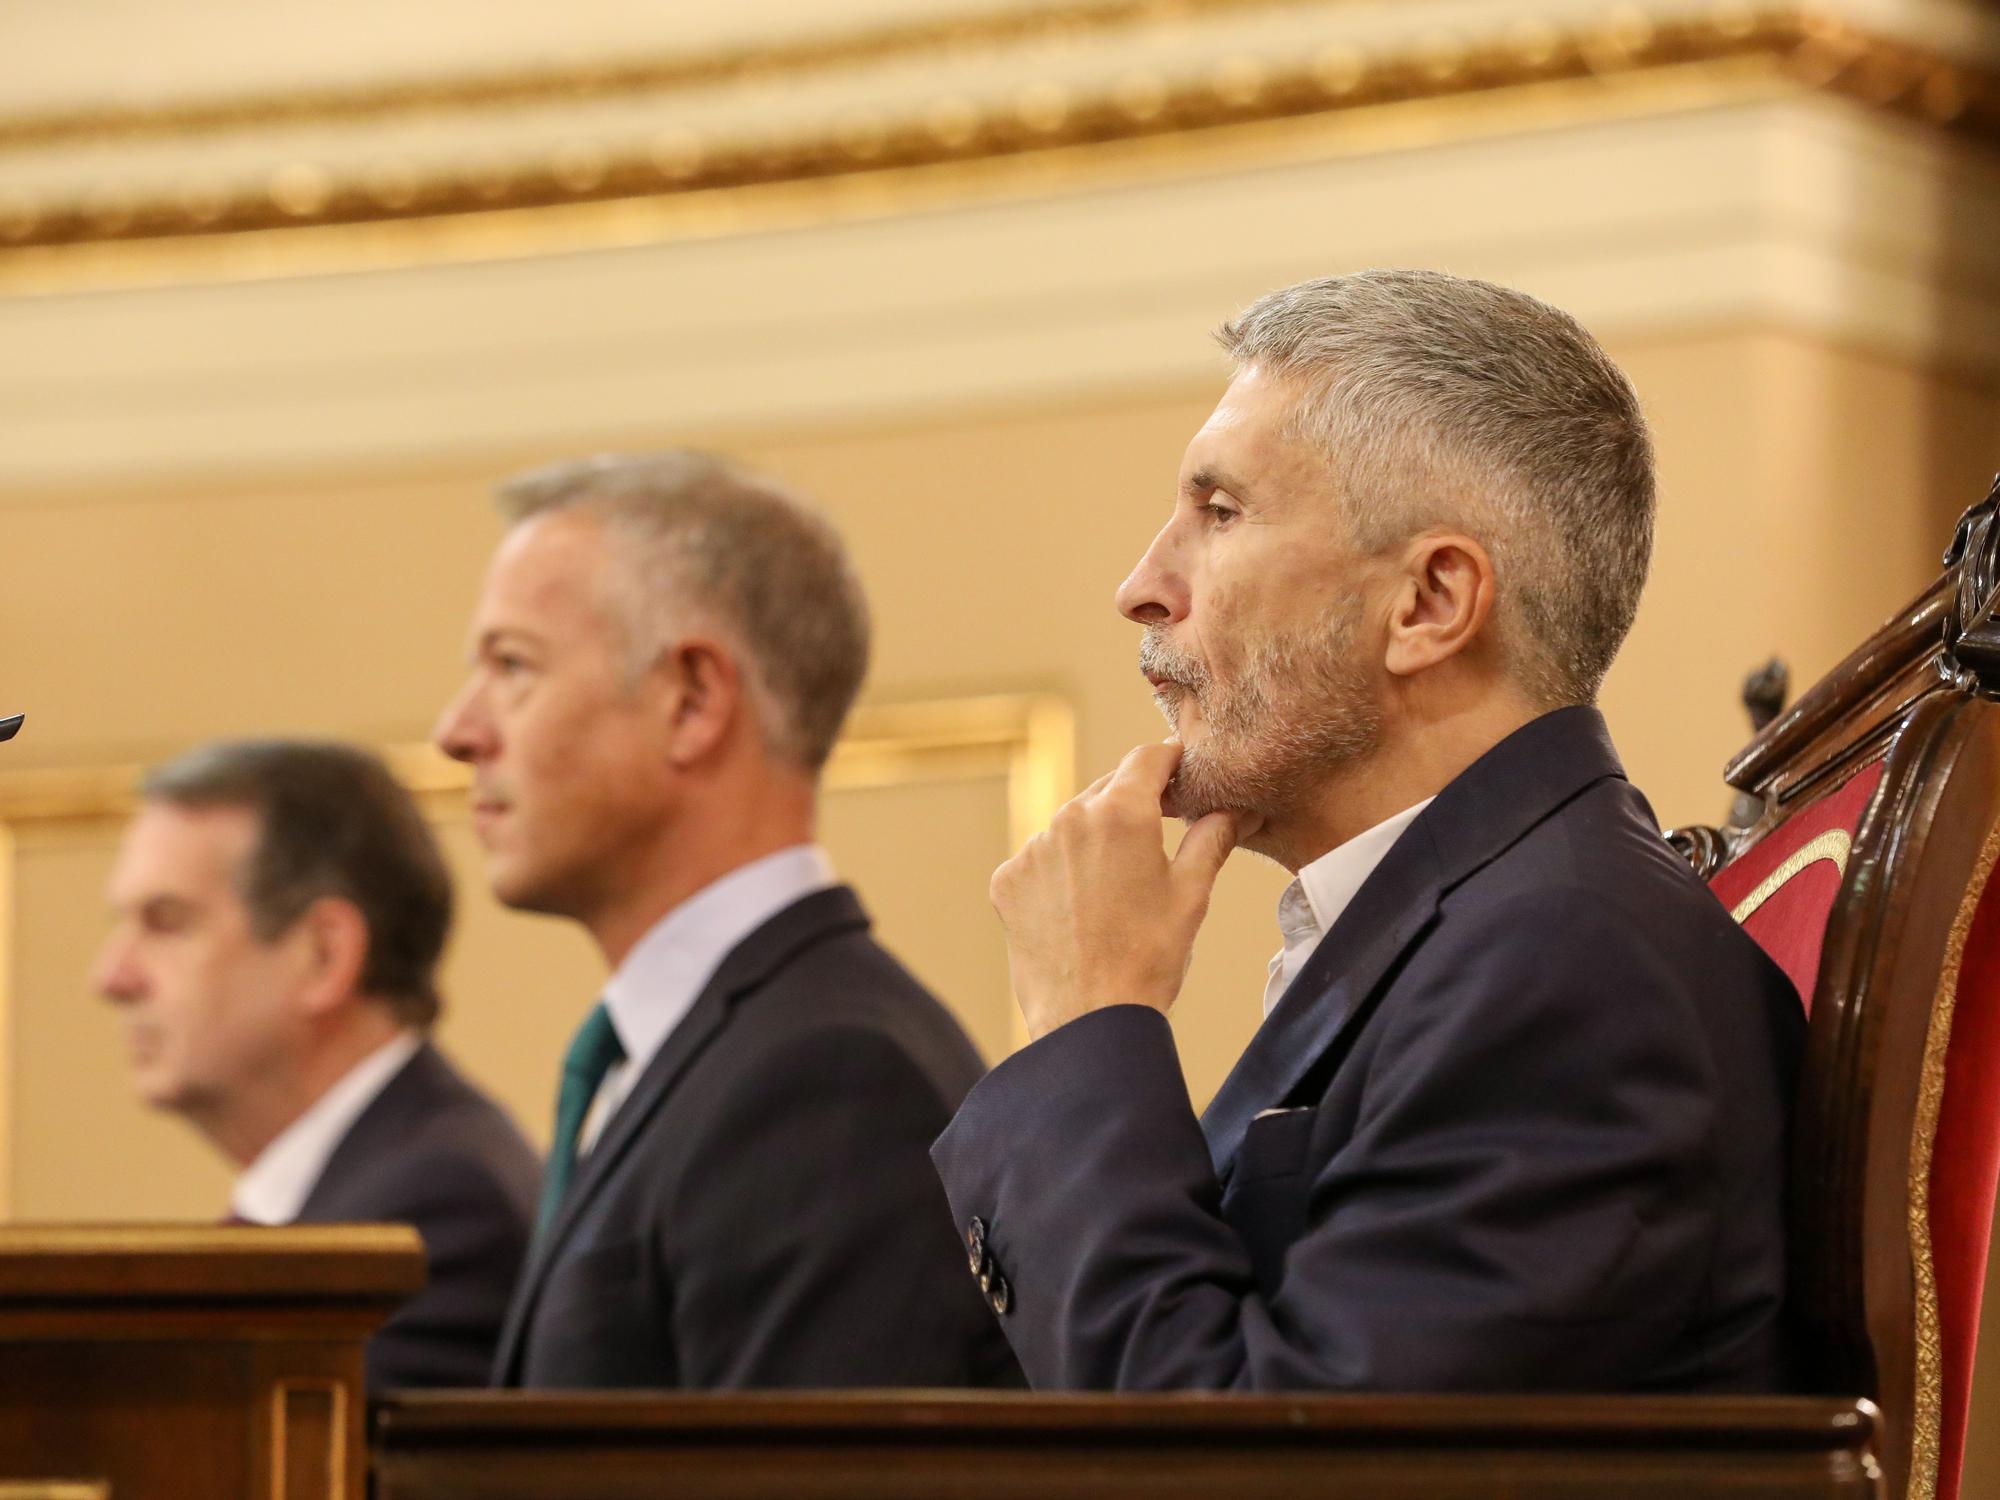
[656,636,744,768]
[289,897,370,1020]
[1382,532,1497,678]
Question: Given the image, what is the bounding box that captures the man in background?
[94,740,540,1390]
[934,269,1802,1392]
[435,450,1014,1389]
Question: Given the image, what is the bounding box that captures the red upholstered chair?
[1670,480,2000,1500]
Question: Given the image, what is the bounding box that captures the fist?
[991,741,1244,1041]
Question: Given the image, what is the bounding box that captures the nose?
[91,928,143,1006]
[432,676,492,765]
[1116,521,1191,627]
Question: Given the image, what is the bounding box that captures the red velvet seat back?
[1924,861,2000,1500]
[1708,762,1885,1016]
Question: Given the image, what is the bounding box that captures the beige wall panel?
[817,778,1017,1070]
[0,479,493,768]
[1604,329,2000,828]
[7,820,231,1220]
[427,810,601,1158]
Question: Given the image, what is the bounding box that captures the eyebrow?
[1183,465,1252,502]
[469,626,542,661]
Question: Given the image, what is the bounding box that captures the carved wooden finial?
[1742,657,1790,731]
[1940,474,2000,695]
[1729,658,1791,830]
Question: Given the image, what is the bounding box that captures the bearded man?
[931,269,1804,1393]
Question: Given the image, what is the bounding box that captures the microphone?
[0,715,24,742]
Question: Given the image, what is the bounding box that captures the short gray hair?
[496,450,871,771]
[1217,268,1655,707]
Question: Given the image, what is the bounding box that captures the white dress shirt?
[580,843,838,1152]
[1261,799,1435,1016]
[230,1029,423,1224]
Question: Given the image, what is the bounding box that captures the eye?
[1198,500,1240,525]
[141,901,194,936]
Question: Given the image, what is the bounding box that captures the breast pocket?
[1234,1107,1317,1183]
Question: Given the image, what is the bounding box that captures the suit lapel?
[493,886,871,1381]
[1199,706,1631,1181]
[1200,830,1441,1178]
[294,1041,437,1222]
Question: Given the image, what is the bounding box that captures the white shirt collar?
[231,1030,422,1225]
[600,843,837,1084]
[1262,798,1434,1016]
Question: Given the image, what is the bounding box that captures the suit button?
[978,1258,994,1293]
[966,1217,986,1273]
[989,1275,1011,1316]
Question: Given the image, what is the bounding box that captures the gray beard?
[1141,612,1381,825]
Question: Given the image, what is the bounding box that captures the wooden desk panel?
[374,1391,1883,1500]
[0,1225,421,1500]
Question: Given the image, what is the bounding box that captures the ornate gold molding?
[1902,817,2000,1500]
[0,0,1350,153]
[0,6,1991,291]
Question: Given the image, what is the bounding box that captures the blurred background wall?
[1,0,1997,1476]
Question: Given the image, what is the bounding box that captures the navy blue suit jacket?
[493,886,1019,1390]
[932,708,1803,1392]
[297,1041,540,1390]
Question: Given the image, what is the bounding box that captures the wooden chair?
[1669,477,2000,1500]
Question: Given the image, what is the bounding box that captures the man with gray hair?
[436,450,1015,1388]
[933,269,1803,1391]
[94,740,541,1389]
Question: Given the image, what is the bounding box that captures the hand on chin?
[992,739,1248,1040]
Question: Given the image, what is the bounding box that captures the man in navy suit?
[96,740,540,1390]
[436,451,1014,1389]
[932,269,1803,1392]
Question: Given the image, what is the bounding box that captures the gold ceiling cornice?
[0,4,1991,286]
[0,0,1340,152]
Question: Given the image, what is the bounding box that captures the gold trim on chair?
[1728,830,1855,924]
[1902,818,2000,1500]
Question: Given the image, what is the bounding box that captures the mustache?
[1138,630,1209,691]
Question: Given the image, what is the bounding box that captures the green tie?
[534,1002,626,1243]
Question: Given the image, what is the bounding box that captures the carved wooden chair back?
[1672,482,2000,1500]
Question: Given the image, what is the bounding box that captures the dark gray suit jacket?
[492,886,1019,1389]
[296,1041,540,1390]
[932,707,1804,1392]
